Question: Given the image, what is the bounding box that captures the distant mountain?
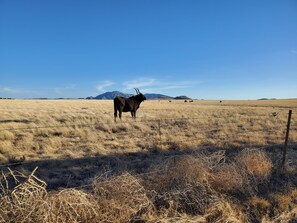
[86,91,173,100]
[258,98,277,100]
[143,93,173,100]
[174,95,192,100]
[86,91,133,100]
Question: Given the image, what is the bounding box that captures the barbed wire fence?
[0,109,295,170]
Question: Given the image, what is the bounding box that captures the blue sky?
[0,0,296,99]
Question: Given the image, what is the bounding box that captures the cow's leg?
[119,111,122,120]
[131,111,134,119]
[114,109,117,122]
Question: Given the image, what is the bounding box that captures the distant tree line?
[0,97,15,100]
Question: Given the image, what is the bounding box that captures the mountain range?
[86,91,191,100]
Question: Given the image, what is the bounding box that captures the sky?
[0,0,296,99]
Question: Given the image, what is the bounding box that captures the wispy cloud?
[96,80,115,92]
[0,87,38,94]
[0,87,38,96]
[0,87,18,93]
[54,84,77,94]
[121,77,199,93]
[122,78,157,90]
[143,81,197,92]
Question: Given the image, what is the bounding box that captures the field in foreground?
[0,99,297,222]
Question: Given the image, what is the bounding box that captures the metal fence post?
[281,110,292,170]
[158,120,162,149]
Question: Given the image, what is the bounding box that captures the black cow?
[114,88,146,122]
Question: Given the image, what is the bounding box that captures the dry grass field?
[0,99,296,162]
[0,98,297,222]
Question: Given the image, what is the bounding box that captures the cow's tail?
[113,98,117,122]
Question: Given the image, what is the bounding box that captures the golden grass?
[0,99,296,163]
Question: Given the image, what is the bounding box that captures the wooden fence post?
[281,110,292,171]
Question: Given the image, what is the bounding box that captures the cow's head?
[135,88,146,101]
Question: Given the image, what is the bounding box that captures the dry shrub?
[268,207,297,223]
[248,196,271,220]
[47,189,98,223]
[209,163,244,194]
[209,149,272,196]
[236,149,272,180]
[205,197,247,223]
[259,190,297,222]
[153,183,212,217]
[149,214,206,223]
[0,168,48,223]
[156,155,208,185]
[271,193,293,212]
[92,172,153,222]
[262,190,297,222]
[142,154,225,216]
[0,168,99,223]
[269,189,297,213]
[145,154,216,192]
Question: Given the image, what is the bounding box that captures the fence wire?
[0,113,290,132]
[0,110,295,168]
